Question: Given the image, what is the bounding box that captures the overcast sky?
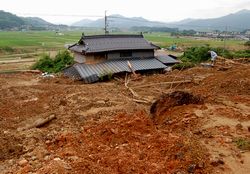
[1,0,250,25]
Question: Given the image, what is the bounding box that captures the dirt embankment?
[0,62,250,173]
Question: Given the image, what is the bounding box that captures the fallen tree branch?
[132,80,192,89]
[128,88,140,98]
[125,74,139,98]
[19,114,56,131]
[124,73,151,104]
[169,65,185,90]
[133,99,152,104]
[127,61,136,75]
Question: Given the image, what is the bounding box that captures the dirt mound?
[44,111,211,174]
[1,63,249,173]
[194,65,250,96]
[0,133,24,160]
[150,91,203,118]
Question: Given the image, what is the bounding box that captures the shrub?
[233,50,250,58]
[244,41,250,47]
[53,50,74,73]
[32,54,54,73]
[32,50,73,73]
[0,46,15,53]
[181,46,211,63]
[176,46,234,70]
[234,138,250,151]
[172,61,195,70]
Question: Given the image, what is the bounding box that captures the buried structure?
[64,33,179,83]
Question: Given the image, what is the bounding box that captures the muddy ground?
[0,61,249,174]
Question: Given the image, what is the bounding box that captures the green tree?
[32,50,74,73]
[53,50,74,72]
[32,54,54,73]
[244,41,250,49]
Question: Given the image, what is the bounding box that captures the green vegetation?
[0,31,246,55]
[173,45,232,70]
[181,46,211,63]
[244,41,250,50]
[0,31,81,48]
[99,70,114,81]
[143,33,245,50]
[0,30,104,55]
[244,41,250,46]
[0,46,15,53]
[32,50,73,73]
[0,31,248,72]
[173,46,215,70]
[234,138,250,151]
[172,61,195,70]
[171,29,197,36]
[232,50,250,58]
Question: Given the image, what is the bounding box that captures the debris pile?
[43,111,211,173]
[0,63,249,173]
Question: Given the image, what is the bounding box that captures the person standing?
[208,50,218,66]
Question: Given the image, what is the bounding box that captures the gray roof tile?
[69,34,160,53]
[156,55,180,64]
[63,57,167,83]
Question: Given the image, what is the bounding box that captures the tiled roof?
[63,57,167,83]
[68,34,160,53]
[155,55,180,64]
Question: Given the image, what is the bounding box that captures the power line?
[17,12,248,31]
[17,13,102,18]
[108,16,165,24]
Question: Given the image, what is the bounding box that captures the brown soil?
[0,61,250,173]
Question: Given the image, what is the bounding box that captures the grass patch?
[172,61,195,70]
[232,50,250,58]
[143,33,245,50]
[0,31,246,55]
[0,46,15,53]
[234,138,250,151]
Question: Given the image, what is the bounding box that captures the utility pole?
[104,10,108,34]
[223,26,228,52]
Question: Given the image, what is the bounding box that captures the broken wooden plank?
[124,73,152,103]
[127,61,136,75]
[132,80,192,89]
[19,114,56,131]
[133,99,151,104]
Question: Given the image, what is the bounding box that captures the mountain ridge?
[1,9,250,31]
[168,9,250,31]
[71,9,250,31]
[0,10,54,30]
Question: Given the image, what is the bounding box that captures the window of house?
[120,51,132,57]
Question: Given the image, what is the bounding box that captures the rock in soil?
[18,159,28,166]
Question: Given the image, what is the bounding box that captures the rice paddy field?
[0,30,247,71]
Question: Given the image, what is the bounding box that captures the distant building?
[64,34,179,83]
[245,30,250,36]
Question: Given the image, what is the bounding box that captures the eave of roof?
[63,57,167,83]
[69,34,160,53]
[155,55,180,64]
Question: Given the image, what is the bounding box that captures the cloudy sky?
[1,0,250,24]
